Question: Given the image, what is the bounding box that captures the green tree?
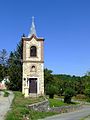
[84,88,90,99]
[46,84,58,98]
[0,49,8,80]
[64,88,76,103]
[53,75,64,96]
[0,49,8,66]
[44,68,53,91]
[84,73,90,101]
[7,40,23,91]
[0,64,3,82]
[44,68,58,98]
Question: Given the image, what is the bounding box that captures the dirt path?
[0,91,14,120]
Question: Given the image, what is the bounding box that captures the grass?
[48,98,67,107]
[48,98,78,107]
[81,115,90,120]
[73,94,86,101]
[5,92,57,120]
[5,92,79,120]
[73,94,90,103]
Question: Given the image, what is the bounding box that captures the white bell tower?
[22,17,44,97]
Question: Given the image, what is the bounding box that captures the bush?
[64,88,76,103]
[46,84,58,99]
[4,91,9,97]
[84,88,90,98]
[84,88,90,102]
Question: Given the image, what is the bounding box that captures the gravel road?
[42,105,90,120]
[0,91,14,120]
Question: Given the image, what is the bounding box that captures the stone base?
[29,93,38,97]
[29,93,44,97]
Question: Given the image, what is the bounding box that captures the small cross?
[32,16,34,23]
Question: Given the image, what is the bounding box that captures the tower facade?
[22,17,44,97]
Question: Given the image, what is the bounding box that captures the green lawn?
[48,98,67,107]
[48,98,77,107]
[5,92,57,120]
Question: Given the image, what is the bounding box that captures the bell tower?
[22,17,44,97]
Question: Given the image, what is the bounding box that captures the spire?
[28,16,37,38]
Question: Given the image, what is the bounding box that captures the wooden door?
[29,78,37,93]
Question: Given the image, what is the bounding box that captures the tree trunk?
[49,94,54,99]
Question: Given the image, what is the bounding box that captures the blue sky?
[0,0,90,76]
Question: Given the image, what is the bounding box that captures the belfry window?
[31,65,36,72]
[30,46,37,57]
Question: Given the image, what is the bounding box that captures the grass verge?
[5,92,58,120]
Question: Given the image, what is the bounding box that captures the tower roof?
[28,16,37,38]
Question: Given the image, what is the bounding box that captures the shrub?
[64,88,76,103]
[84,88,90,98]
[84,88,90,102]
[46,84,58,99]
[4,91,9,97]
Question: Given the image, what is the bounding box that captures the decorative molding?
[22,34,44,41]
[23,60,44,63]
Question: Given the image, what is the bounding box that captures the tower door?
[29,78,37,93]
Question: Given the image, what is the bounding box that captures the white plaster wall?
[22,37,44,97]
[22,62,44,95]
